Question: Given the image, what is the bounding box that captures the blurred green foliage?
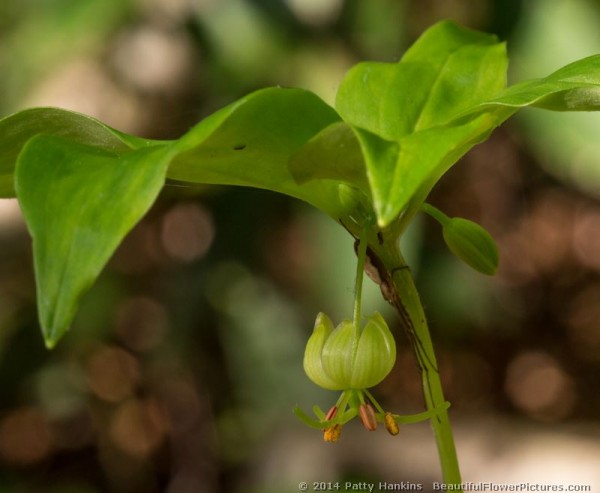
[1,0,600,492]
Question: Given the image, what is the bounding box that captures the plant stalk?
[373,240,463,490]
[353,222,369,331]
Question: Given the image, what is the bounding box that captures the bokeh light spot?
[86,345,140,403]
[0,408,53,465]
[160,203,214,263]
[109,398,168,457]
[573,206,600,271]
[505,351,576,421]
[115,296,169,352]
[565,282,600,361]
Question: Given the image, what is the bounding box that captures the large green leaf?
[335,20,507,141]
[333,20,509,226]
[507,0,600,197]
[167,87,346,217]
[15,135,171,347]
[332,21,600,226]
[3,87,344,347]
[467,54,600,112]
[355,111,507,226]
[288,122,368,191]
[0,107,157,197]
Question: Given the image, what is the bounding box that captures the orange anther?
[384,412,399,436]
[323,424,342,442]
[359,403,377,431]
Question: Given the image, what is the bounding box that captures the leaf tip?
[376,204,398,229]
[43,335,58,350]
[42,320,68,350]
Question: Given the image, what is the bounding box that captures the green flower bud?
[303,312,396,391]
[442,217,499,276]
[422,203,499,276]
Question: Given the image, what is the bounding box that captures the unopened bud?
[442,217,499,276]
[384,412,399,436]
[359,403,378,431]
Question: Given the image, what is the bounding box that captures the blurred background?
[1,0,600,491]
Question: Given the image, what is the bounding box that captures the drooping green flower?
[303,312,396,391]
[295,310,450,441]
[295,224,448,441]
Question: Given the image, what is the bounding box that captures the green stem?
[374,241,463,490]
[421,202,451,226]
[353,222,369,331]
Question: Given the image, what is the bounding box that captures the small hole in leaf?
[233,144,246,151]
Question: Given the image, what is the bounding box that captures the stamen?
[323,424,342,442]
[321,405,339,431]
[359,403,378,431]
[384,412,399,435]
[325,405,338,421]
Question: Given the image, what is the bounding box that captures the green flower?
[296,312,450,441]
[303,312,396,391]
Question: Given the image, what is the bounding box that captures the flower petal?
[303,312,343,390]
[321,319,357,389]
[350,312,396,388]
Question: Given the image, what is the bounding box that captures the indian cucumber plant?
[1,20,600,488]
